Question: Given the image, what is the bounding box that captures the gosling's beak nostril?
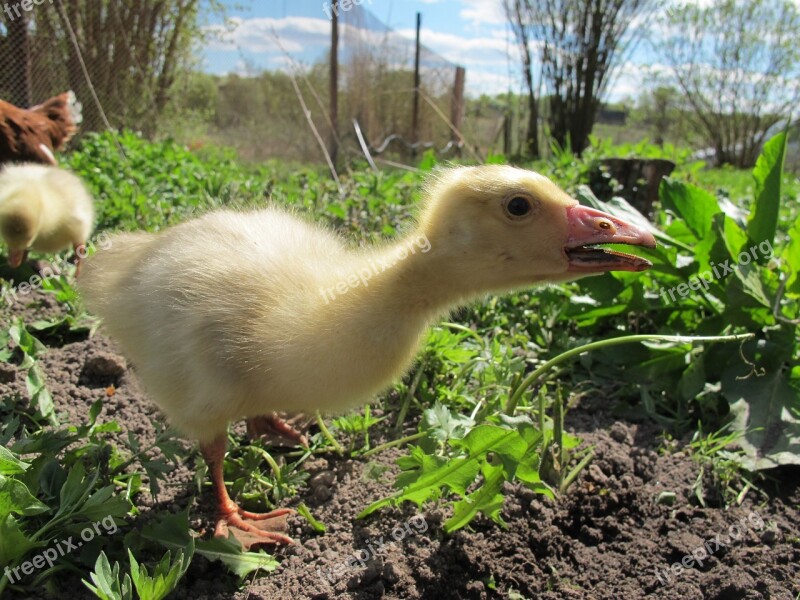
[565,204,657,248]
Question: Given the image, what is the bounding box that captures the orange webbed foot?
[246,413,310,447]
[214,505,295,549]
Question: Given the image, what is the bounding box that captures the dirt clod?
[81,350,127,380]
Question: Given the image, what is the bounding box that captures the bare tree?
[657,0,800,168]
[15,0,219,134]
[507,0,658,155]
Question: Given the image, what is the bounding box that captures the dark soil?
[2,290,799,600]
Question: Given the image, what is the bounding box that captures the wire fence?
[0,0,472,166]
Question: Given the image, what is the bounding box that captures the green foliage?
[6,320,55,424]
[83,544,195,600]
[569,133,799,468]
[0,364,191,595]
[332,407,386,455]
[296,503,326,534]
[128,543,193,600]
[359,421,549,532]
[83,552,133,600]
[2,128,797,594]
[748,132,787,249]
[688,425,762,508]
[133,507,279,579]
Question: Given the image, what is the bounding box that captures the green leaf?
[0,475,49,519]
[195,536,279,578]
[139,507,275,579]
[27,364,55,420]
[721,214,750,260]
[0,514,43,564]
[57,462,96,517]
[9,320,46,358]
[296,502,326,533]
[139,507,194,550]
[451,425,527,475]
[128,541,194,600]
[76,485,131,522]
[418,150,438,171]
[82,551,133,600]
[0,446,29,475]
[444,463,507,533]
[660,179,720,239]
[358,425,524,519]
[784,215,800,295]
[422,402,474,442]
[723,365,800,470]
[0,329,11,362]
[748,132,787,250]
[678,354,706,402]
[730,263,771,308]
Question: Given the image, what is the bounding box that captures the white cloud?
[465,69,512,96]
[395,27,508,67]
[206,16,330,54]
[460,0,506,26]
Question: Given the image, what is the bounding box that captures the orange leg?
[246,413,309,447]
[200,435,294,545]
[73,243,85,276]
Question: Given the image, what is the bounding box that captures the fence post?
[450,66,465,155]
[411,12,421,156]
[329,1,339,166]
[503,112,512,157]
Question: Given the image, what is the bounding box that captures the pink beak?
[565,204,656,273]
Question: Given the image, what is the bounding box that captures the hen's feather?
[0,91,82,165]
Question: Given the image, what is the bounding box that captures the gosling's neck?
[318,231,491,322]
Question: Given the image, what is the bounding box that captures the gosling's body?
[81,209,434,443]
[78,165,655,545]
[0,164,94,266]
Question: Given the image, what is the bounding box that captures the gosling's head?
[0,194,40,268]
[416,165,656,292]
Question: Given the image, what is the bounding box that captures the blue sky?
[204,0,654,101]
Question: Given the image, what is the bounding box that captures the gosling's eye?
[505,196,534,219]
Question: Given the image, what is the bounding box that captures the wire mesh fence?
[0,0,470,166]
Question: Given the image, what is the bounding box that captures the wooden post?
[329,1,339,166]
[450,66,465,152]
[503,112,512,157]
[411,12,421,155]
[8,10,32,107]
